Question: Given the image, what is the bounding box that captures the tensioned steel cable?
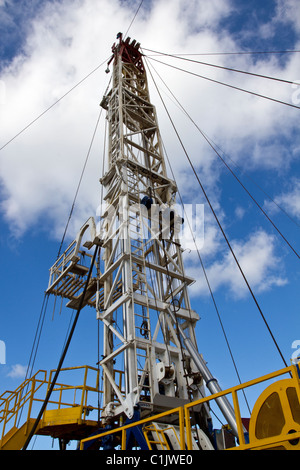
[124,0,145,38]
[143,47,296,85]
[146,57,300,260]
[144,60,252,412]
[0,58,109,152]
[159,138,252,415]
[197,133,300,230]
[2,0,143,153]
[144,54,300,230]
[146,61,288,369]
[16,293,49,428]
[56,75,112,259]
[22,244,99,450]
[56,107,103,259]
[157,186,248,424]
[19,101,105,438]
[146,55,300,111]
[143,48,300,57]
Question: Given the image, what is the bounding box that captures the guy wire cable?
[146,55,300,111]
[160,138,252,415]
[142,48,300,57]
[22,244,99,450]
[145,56,300,260]
[142,48,296,85]
[142,50,300,230]
[145,60,288,370]
[0,57,110,152]
[17,293,50,428]
[56,106,104,259]
[124,0,144,38]
[143,57,251,413]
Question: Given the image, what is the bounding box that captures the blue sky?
[0,0,300,449]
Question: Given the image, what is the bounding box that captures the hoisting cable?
[145,55,300,111]
[0,58,110,152]
[146,62,288,370]
[146,61,300,260]
[22,245,99,450]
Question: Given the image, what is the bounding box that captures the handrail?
[79,363,300,451]
[0,370,47,443]
[185,363,300,450]
[0,365,101,446]
[79,407,185,450]
[2,363,299,450]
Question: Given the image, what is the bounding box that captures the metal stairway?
[0,419,37,450]
[0,366,101,450]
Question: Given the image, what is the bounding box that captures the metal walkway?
[0,366,100,450]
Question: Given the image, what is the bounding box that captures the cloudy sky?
[0,0,300,448]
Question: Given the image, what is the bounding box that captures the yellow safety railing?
[185,363,300,450]
[0,370,47,443]
[1,363,299,450]
[0,365,101,444]
[79,363,300,451]
[79,407,185,450]
[44,365,101,423]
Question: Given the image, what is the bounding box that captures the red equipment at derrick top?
[111,32,144,73]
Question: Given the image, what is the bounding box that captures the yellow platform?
[0,366,101,450]
[1,363,300,450]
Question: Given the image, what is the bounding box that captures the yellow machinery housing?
[249,377,300,449]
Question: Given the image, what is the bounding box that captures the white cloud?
[275,0,300,33]
[186,229,287,299]
[265,179,300,221]
[0,0,298,266]
[7,363,27,379]
[234,206,245,220]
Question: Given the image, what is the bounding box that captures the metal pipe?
[167,308,240,438]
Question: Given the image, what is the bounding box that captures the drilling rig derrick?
[44,33,239,449]
[98,33,209,429]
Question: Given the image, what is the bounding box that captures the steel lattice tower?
[47,34,237,436]
[97,34,208,424]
